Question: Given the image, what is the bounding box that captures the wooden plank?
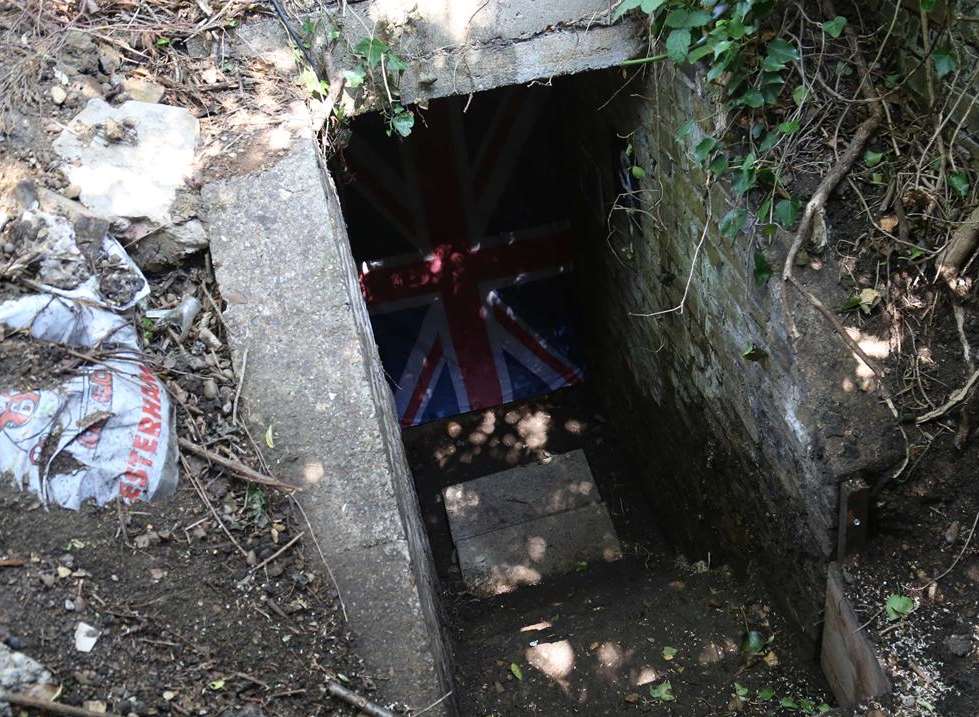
[820,563,891,707]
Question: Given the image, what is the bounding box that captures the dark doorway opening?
[331,71,830,715]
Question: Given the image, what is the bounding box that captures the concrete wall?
[562,66,904,639]
[203,136,453,714]
[234,0,643,111]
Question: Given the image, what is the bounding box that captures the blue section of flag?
[371,305,428,388]
[419,363,459,424]
[495,273,583,370]
[502,350,551,398]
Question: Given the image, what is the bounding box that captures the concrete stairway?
[442,450,622,596]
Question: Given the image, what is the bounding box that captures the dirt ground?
[0,479,372,717]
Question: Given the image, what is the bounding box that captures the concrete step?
[443,449,601,539]
[442,450,622,596]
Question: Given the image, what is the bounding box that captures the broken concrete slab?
[456,501,622,596]
[234,1,642,111]
[444,450,600,540]
[202,136,452,714]
[129,218,208,272]
[53,99,198,224]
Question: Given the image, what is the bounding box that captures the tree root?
[935,204,979,295]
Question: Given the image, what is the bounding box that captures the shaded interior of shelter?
[331,70,831,711]
[331,70,665,586]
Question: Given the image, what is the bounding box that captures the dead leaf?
[879,215,898,233]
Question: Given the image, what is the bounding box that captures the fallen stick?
[0,693,124,717]
[249,531,304,573]
[177,438,294,490]
[325,681,397,717]
[934,204,979,289]
[915,368,979,424]
[0,558,26,568]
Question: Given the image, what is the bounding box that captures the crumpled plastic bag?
[0,210,178,509]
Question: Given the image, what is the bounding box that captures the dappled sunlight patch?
[520,621,553,633]
[517,410,551,449]
[526,639,576,691]
[527,535,548,562]
[845,326,891,391]
[483,564,544,594]
[592,641,635,683]
[633,665,660,686]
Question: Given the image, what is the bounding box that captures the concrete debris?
[53,99,198,225]
[73,622,100,653]
[129,218,208,272]
[0,644,56,717]
[121,76,165,104]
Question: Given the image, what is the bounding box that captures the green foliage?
[932,50,956,79]
[949,171,970,198]
[885,593,915,621]
[649,681,675,701]
[821,16,847,38]
[753,250,772,286]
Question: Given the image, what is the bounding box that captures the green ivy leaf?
[863,149,884,167]
[780,697,799,709]
[920,0,938,10]
[389,107,415,137]
[741,630,766,655]
[666,28,692,63]
[792,85,809,106]
[822,16,847,38]
[649,681,675,701]
[949,171,970,197]
[775,198,801,228]
[754,251,772,287]
[665,8,712,28]
[758,131,779,153]
[386,52,408,72]
[933,50,956,79]
[885,593,914,621]
[708,153,729,175]
[778,119,801,134]
[734,683,749,698]
[342,68,366,88]
[640,0,667,12]
[354,38,389,67]
[766,38,800,65]
[757,686,776,701]
[719,207,748,238]
[510,662,523,680]
[630,165,647,179]
[692,137,718,164]
[661,646,678,661]
[739,89,765,108]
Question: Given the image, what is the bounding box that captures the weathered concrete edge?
[311,146,458,713]
[233,14,642,110]
[820,563,891,707]
[200,138,453,714]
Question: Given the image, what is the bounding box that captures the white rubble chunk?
[52,99,198,224]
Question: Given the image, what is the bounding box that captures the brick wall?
[563,65,904,639]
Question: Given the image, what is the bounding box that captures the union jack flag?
[340,87,583,427]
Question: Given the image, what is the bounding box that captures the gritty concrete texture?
[234,1,642,110]
[455,501,622,596]
[443,449,599,540]
[202,137,452,714]
[53,99,198,224]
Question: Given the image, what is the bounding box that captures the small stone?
[121,77,165,104]
[3,243,15,255]
[623,692,640,704]
[39,572,56,588]
[98,45,123,76]
[202,378,218,400]
[103,119,125,142]
[697,641,726,665]
[945,521,960,545]
[51,86,68,105]
[945,633,972,657]
[63,184,82,200]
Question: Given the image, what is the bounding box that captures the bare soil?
[0,479,371,717]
